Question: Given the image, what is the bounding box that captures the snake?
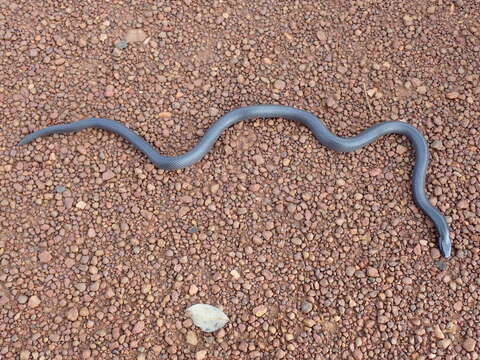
[18,104,452,258]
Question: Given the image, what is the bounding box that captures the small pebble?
[463,337,476,352]
[66,307,79,321]
[457,199,468,209]
[403,15,413,26]
[189,284,199,296]
[28,295,41,308]
[430,248,441,259]
[433,325,445,339]
[55,185,66,193]
[346,266,356,277]
[438,338,451,349]
[396,145,408,155]
[133,320,145,334]
[300,301,313,313]
[75,283,87,292]
[446,91,459,99]
[76,201,87,210]
[453,300,463,312]
[38,250,52,263]
[112,48,122,57]
[195,350,207,360]
[158,112,172,118]
[115,40,128,49]
[186,331,198,346]
[273,79,286,90]
[316,30,327,42]
[431,140,445,150]
[304,319,316,327]
[367,266,379,278]
[435,261,447,271]
[252,305,268,317]
[125,29,148,43]
[187,304,229,332]
[102,169,115,181]
[210,183,220,193]
[326,96,337,108]
[105,85,115,97]
[54,58,66,66]
[230,269,241,280]
[417,85,427,94]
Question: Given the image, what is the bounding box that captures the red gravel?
[1,1,479,359]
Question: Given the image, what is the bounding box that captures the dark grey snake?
[18,104,451,258]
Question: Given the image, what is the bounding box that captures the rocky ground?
[0,0,479,359]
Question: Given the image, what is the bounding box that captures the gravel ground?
[1,1,479,359]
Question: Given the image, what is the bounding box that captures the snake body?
[18,104,452,258]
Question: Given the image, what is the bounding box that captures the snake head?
[438,233,452,259]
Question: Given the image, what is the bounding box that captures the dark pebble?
[435,261,447,271]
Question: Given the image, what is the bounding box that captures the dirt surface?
[1,0,479,359]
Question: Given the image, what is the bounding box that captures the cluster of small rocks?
[0,0,479,359]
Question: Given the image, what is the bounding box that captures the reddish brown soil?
[0,1,479,359]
